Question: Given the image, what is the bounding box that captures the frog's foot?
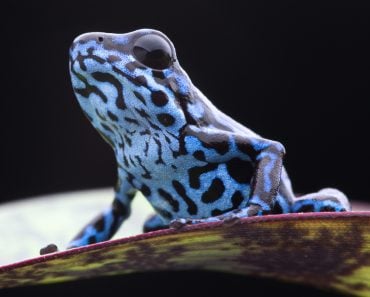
[291,188,351,213]
[170,205,263,229]
[143,214,169,233]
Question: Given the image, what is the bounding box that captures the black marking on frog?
[201,178,225,203]
[172,180,198,215]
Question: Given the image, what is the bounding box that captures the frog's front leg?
[180,126,285,224]
[67,175,135,249]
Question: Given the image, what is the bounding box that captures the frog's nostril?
[98,36,104,43]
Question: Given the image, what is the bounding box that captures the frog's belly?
[143,162,252,221]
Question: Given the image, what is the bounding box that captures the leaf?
[1,211,370,296]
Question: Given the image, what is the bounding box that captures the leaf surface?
[1,211,370,296]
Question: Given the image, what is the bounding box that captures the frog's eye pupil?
[133,34,172,70]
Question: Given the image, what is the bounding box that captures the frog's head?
[69,29,194,148]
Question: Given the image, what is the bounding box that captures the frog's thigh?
[291,188,351,212]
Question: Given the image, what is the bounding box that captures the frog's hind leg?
[291,188,351,213]
[143,214,169,232]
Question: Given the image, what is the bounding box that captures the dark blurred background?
[0,1,369,203]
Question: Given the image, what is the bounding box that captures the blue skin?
[68,29,351,248]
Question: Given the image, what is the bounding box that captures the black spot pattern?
[76,50,105,72]
[211,209,224,216]
[164,134,171,144]
[153,137,165,164]
[141,184,151,196]
[188,163,218,189]
[158,188,179,212]
[193,150,206,161]
[107,111,118,122]
[71,68,108,103]
[199,134,230,155]
[157,113,175,127]
[134,75,148,87]
[95,109,107,121]
[172,180,197,215]
[155,207,173,220]
[231,191,244,208]
[107,55,121,63]
[236,138,258,159]
[226,158,254,184]
[144,141,149,156]
[129,156,136,166]
[148,120,162,130]
[201,178,225,203]
[88,236,97,244]
[123,156,129,167]
[151,91,169,107]
[296,204,314,212]
[272,200,284,214]
[74,84,108,103]
[126,129,136,136]
[133,90,147,105]
[210,190,244,216]
[186,128,231,155]
[125,61,138,72]
[124,135,132,147]
[152,70,166,79]
[112,199,128,217]
[136,156,152,179]
[135,107,151,119]
[321,206,336,212]
[140,129,151,136]
[101,123,114,133]
[91,72,126,110]
[124,117,139,125]
[126,172,135,187]
[93,215,105,232]
[107,198,130,238]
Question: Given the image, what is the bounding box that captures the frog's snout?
[69,32,106,62]
[72,32,106,46]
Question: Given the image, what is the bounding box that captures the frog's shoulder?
[186,87,259,137]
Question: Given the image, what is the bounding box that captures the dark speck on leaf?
[40,243,59,255]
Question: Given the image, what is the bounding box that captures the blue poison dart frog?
[68,29,350,248]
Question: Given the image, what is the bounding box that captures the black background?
[0,1,369,295]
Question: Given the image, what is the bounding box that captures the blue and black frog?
[68,29,350,248]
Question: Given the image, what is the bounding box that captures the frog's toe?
[222,213,242,226]
[169,218,190,229]
[223,205,263,218]
[318,188,351,211]
[170,216,222,229]
[292,188,351,213]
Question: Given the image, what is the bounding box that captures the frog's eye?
[133,34,173,70]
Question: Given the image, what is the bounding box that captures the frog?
[68,29,351,248]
